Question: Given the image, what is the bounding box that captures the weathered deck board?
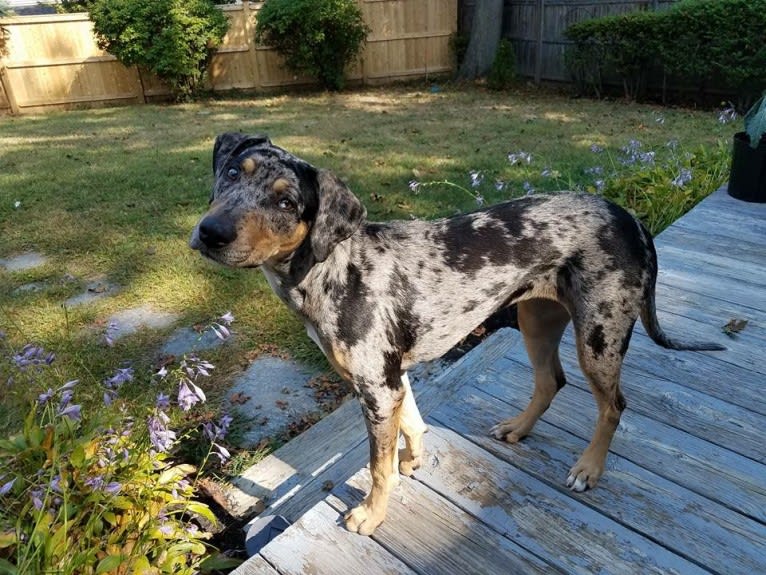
[428,389,766,575]
[236,186,765,575]
[326,470,558,575]
[259,501,416,575]
[409,426,709,575]
[483,360,766,522]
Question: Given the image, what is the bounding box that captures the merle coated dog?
[190,133,724,536]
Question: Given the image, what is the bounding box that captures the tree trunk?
[458,0,504,80]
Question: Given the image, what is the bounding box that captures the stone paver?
[106,305,179,341]
[160,327,227,358]
[0,252,47,272]
[65,278,120,307]
[228,356,322,447]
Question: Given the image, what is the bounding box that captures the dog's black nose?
[198,216,237,248]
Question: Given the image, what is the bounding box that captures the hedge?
[565,0,766,107]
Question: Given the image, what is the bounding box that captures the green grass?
[0,83,734,447]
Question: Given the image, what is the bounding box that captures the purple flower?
[203,414,233,442]
[49,475,63,493]
[584,166,603,176]
[59,404,82,421]
[475,194,485,207]
[156,392,170,410]
[408,180,420,193]
[211,323,230,341]
[148,412,177,453]
[494,180,505,192]
[522,181,535,195]
[104,367,133,389]
[85,476,104,491]
[594,179,605,193]
[103,389,118,406]
[507,151,532,165]
[38,388,54,405]
[59,390,74,411]
[155,365,168,379]
[104,482,122,495]
[469,170,484,188]
[211,443,231,463]
[219,311,234,326]
[638,151,656,165]
[60,380,78,392]
[718,104,737,124]
[541,168,553,178]
[13,344,51,370]
[30,488,44,511]
[0,477,16,496]
[671,168,693,187]
[589,144,604,154]
[104,322,118,347]
[178,379,206,411]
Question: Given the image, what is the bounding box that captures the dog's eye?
[227,167,239,180]
[277,198,294,211]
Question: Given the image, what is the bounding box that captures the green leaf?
[0,558,18,575]
[199,553,244,572]
[185,501,217,526]
[96,554,127,574]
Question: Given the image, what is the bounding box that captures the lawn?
[0,84,734,440]
[0,83,735,570]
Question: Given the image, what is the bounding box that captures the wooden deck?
[232,186,766,575]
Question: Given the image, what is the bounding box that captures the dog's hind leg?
[345,380,404,536]
[398,373,428,476]
[491,298,570,443]
[567,314,633,492]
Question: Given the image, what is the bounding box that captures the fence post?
[534,0,545,84]
[0,65,19,115]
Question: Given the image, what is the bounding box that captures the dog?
[190,133,725,536]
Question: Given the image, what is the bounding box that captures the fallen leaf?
[322,480,334,492]
[230,392,250,405]
[275,400,289,410]
[722,318,748,337]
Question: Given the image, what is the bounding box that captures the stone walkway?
[1,250,350,451]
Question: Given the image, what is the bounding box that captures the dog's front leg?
[345,380,404,536]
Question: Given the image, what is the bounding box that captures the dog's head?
[190,132,366,268]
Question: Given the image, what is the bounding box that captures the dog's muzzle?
[191,215,237,250]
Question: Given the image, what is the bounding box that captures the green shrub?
[565,0,766,105]
[88,0,229,101]
[0,331,239,573]
[449,32,470,69]
[487,39,516,91]
[255,0,369,91]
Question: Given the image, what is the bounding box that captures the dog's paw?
[344,503,385,536]
[566,456,604,492]
[398,448,421,476]
[489,416,534,444]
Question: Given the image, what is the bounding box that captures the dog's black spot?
[555,370,567,391]
[435,216,510,274]
[382,351,404,390]
[615,391,627,412]
[556,250,585,297]
[337,262,374,346]
[597,202,649,289]
[620,320,636,356]
[356,383,382,424]
[385,265,420,358]
[463,299,479,313]
[598,301,613,319]
[587,324,607,358]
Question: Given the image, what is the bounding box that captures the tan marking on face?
[273,178,291,194]
[241,157,257,174]
[240,214,309,265]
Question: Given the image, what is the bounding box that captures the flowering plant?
[0,315,239,574]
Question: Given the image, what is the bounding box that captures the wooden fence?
[460,0,675,82]
[0,0,457,114]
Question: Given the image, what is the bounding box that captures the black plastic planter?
[728,131,766,203]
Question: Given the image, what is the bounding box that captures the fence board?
[0,0,456,114]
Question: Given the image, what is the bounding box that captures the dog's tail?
[640,293,726,351]
[639,224,726,352]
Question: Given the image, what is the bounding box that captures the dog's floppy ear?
[310,170,367,262]
[213,132,271,175]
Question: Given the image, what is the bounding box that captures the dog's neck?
[261,232,356,320]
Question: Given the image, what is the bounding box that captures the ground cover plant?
[0,85,733,570]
